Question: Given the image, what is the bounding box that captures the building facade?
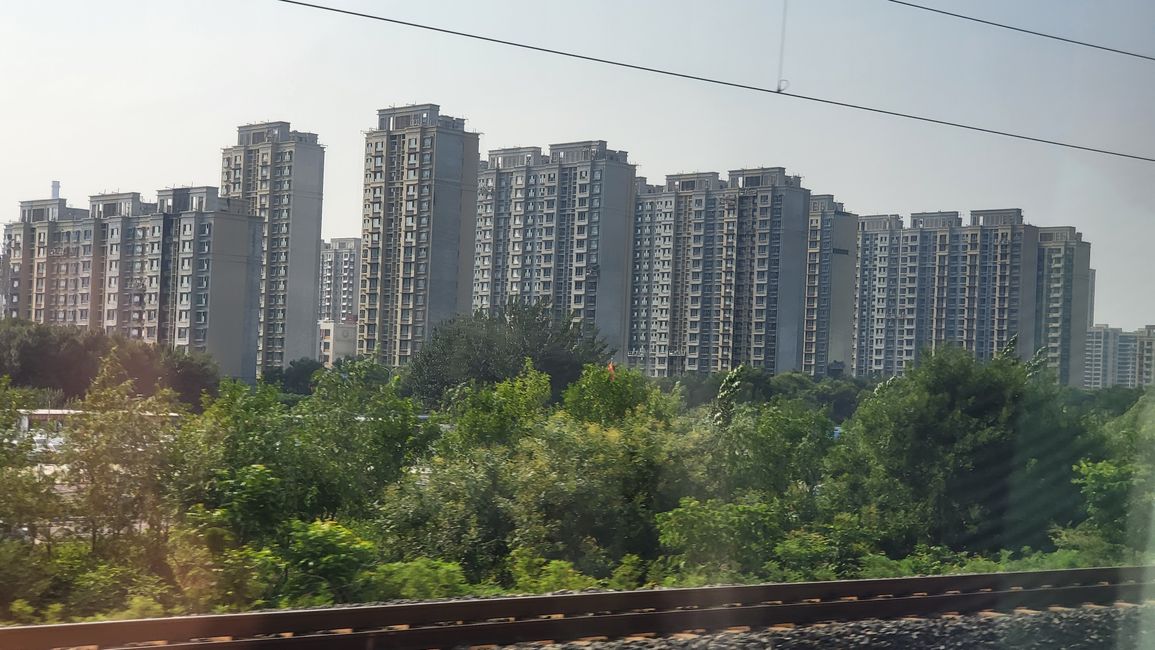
[4,197,96,324]
[220,121,325,372]
[1036,226,1092,386]
[358,104,479,365]
[803,195,857,377]
[3,188,262,380]
[627,168,811,376]
[318,318,356,367]
[472,142,634,356]
[319,237,360,322]
[853,210,1041,377]
[852,210,1093,382]
[1084,324,1155,389]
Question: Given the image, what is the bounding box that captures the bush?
[362,558,470,600]
[508,549,598,593]
[607,554,644,590]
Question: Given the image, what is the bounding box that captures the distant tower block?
[51,181,60,200]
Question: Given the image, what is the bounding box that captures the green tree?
[0,378,61,541]
[292,359,439,518]
[562,364,650,426]
[822,346,1032,555]
[283,520,375,603]
[656,497,784,576]
[446,360,551,451]
[403,302,610,406]
[62,353,181,553]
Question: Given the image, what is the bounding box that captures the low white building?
[319,319,356,367]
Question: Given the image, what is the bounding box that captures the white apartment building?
[318,318,356,367]
[473,142,634,357]
[319,237,360,322]
[627,168,811,376]
[1085,324,1155,389]
[853,209,1091,384]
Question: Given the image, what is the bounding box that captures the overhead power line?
[274,0,1155,164]
[886,0,1155,63]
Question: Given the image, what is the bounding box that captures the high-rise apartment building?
[803,195,857,377]
[1084,324,1123,390]
[3,187,262,380]
[1036,226,1092,386]
[853,210,1041,377]
[473,142,634,356]
[220,122,325,372]
[5,197,95,324]
[852,210,1092,382]
[1084,324,1155,389]
[358,104,479,365]
[627,168,811,376]
[319,237,360,322]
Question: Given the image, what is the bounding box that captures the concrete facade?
[221,122,325,372]
[318,318,356,367]
[803,195,857,377]
[1036,226,1092,386]
[319,237,360,322]
[1084,324,1155,389]
[2,188,262,381]
[627,168,811,376]
[473,142,634,357]
[358,104,480,366]
[853,210,1041,377]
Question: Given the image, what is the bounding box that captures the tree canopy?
[402,302,611,406]
[0,336,1151,624]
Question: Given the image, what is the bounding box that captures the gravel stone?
[501,606,1155,650]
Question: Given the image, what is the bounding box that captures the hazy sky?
[2,0,1153,328]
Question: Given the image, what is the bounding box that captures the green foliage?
[657,497,783,575]
[63,353,181,550]
[283,520,375,603]
[607,554,645,590]
[563,364,650,425]
[262,357,324,396]
[822,346,1035,554]
[508,548,599,593]
[446,359,551,451]
[2,332,1152,625]
[403,302,610,407]
[0,319,217,406]
[362,558,470,600]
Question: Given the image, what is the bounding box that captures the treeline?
[0,320,219,406]
[0,310,1152,624]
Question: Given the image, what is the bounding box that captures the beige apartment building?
[318,318,356,368]
[358,104,479,366]
[3,187,262,380]
[319,237,360,322]
[627,168,811,376]
[472,142,634,358]
[220,122,325,373]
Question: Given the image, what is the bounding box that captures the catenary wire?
[273,0,1155,164]
[885,0,1155,63]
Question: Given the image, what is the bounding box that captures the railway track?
[2,566,1151,650]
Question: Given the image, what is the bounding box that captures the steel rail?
[2,566,1151,650]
